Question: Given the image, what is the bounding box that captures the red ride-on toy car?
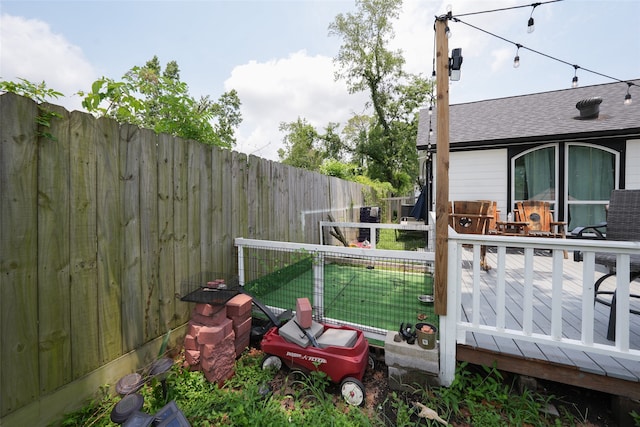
[259,309,371,406]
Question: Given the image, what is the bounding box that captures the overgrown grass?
[376,228,428,251]
[54,351,598,427]
[52,349,374,427]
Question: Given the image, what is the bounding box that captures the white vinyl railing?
[235,236,434,343]
[439,231,640,386]
[236,219,640,388]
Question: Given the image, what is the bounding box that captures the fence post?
[313,252,325,320]
[237,242,245,286]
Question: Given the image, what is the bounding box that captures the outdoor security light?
[449,48,463,81]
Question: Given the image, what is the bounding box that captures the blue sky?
[1,0,639,160]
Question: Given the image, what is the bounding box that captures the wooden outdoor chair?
[516,200,568,258]
[450,200,494,271]
[572,189,640,340]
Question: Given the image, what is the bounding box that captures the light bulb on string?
[527,17,535,33]
[624,83,633,105]
[571,65,579,88]
[527,3,538,33]
[445,26,452,38]
[428,105,433,116]
[513,44,522,68]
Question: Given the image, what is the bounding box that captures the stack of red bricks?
[183,293,252,385]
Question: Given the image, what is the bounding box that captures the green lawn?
[245,253,436,335]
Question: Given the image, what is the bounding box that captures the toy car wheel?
[368,355,375,370]
[340,377,365,406]
[261,355,282,371]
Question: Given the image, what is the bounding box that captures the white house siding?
[626,139,640,189]
[448,149,509,217]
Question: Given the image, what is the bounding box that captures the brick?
[183,334,198,351]
[226,294,252,318]
[296,298,313,328]
[197,318,233,345]
[232,317,251,337]
[201,332,236,359]
[184,350,201,366]
[187,321,203,337]
[234,332,251,358]
[191,307,227,326]
[194,303,217,316]
[204,365,235,385]
[228,312,251,325]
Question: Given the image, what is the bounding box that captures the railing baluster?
[616,254,630,352]
[523,247,534,335]
[551,250,564,340]
[581,251,595,345]
[472,244,481,328]
[496,246,506,331]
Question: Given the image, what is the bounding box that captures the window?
[566,143,618,230]
[513,144,557,204]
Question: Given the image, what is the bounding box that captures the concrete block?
[226,294,252,318]
[388,366,441,392]
[296,298,313,328]
[384,331,438,373]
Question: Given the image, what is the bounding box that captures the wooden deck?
[456,246,640,399]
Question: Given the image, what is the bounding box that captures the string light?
[449,14,639,103]
[527,3,540,33]
[428,105,433,115]
[572,65,579,88]
[513,44,522,68]
[625,83,633,105]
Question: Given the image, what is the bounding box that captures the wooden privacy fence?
[0,93,368,420]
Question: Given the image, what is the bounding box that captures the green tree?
[329,0,432,193]
[78,56,242,148]
[277,118,324,170]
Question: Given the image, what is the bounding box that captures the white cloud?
[0,14,96,111]
[226,50,368,161]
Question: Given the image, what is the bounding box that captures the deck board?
[457,246,640,386]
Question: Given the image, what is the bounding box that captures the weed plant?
[53,349,374,427]
[54,352,612,427]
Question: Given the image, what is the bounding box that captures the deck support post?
[434,14,451,316]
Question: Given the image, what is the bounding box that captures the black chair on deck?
[572,189,640,340]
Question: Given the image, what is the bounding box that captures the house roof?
[417,79,640,151]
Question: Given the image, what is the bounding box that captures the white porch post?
[439,236,459,386]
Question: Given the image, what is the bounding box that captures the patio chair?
[515,200,568,258]
[450,200,494,271]
[572,189,640,340]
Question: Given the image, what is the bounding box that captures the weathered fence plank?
[140,128,160,341]
[173,137,190,325]
[187,140,202,294]
[200,143,213,277]
[120,124,143,352]
[0,93,40,416]
[69,110,100,378]
[157,133,176,332]
[210,147,224,278]
[96,116,123,364]
[37,103,73,393]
